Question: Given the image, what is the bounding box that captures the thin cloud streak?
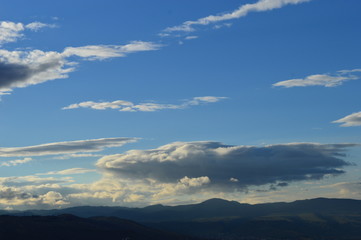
[0,137,138,157]
[37,168,96,176]
[163,0,310,33]
[62,96,228,112]
[273,68,361,88]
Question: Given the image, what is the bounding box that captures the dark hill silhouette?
[0,214,197,240]
[13,197,361,222]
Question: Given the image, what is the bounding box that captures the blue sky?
[0,0,361,209]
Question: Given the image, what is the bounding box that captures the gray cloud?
[97,141,355,190]
[0,137,138,157]
[0,61,64,90]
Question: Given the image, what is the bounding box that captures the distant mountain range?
[2,198,361,240]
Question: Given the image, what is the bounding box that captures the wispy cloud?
[185,36,198,40]
[333,112,361,127]
[62,96,227,112]
[0,157,32,167]
[163,0,310,33]
[273,68,361,88]
[25,22,57,31]
[53,153,103,160]
[0,137,138,157]
[0,21,55,45]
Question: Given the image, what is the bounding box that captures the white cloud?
[0,137,138,157]
[0,157,32,167]
[62,96,227,112]
[333,112,361,127]
[0,21,24,45]
[0,21,54,45]
[273,68,361,88]
[25,22,57,31]
[164,0,310,33]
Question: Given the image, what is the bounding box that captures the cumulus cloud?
[62,96,227,112]
[273,68,361,88]
[0,186,68,208]
[333,112,361,127]
[97,141,355,190]
[0,137,138,157]
[163,0,310,33]
[0,157,32,167]
[0,187,37,200]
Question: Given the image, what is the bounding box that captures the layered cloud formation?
[0,140,356,209]
[0,137,138,157]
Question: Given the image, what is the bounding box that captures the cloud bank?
[273,69,361,88]
[164,0,310,33]
[0,137,138,157]
[97,141,354,190]
[0,140,356,209]
[62,96,227,112]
